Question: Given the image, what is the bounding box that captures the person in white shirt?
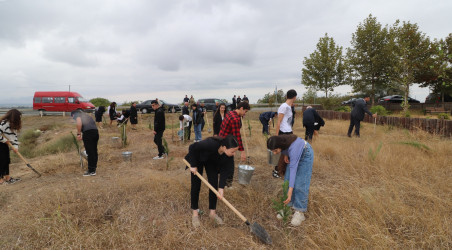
[276,89,297,135]
[179,114,192,141]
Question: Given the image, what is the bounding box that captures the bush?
[335,106,351,112]
[370,105,388,116]
[437,113,450,120]
[89,97,110,107]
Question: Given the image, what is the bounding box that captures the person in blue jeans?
[259,111,277,135]
[267,134,314,226]
[191,103,203,142]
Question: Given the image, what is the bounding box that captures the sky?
[1,0,451,106]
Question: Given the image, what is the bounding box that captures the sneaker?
[192,216,201,228]
[153,155,164,160]
[7,177,21,184]
[209,214,224,225]
[83,171,96,176]
[291,211,305,226]
[272,170,281,178]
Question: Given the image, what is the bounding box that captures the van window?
[42,97,53,103]
[68,97,76,103]
[55,97,66,103]
[34,97,41,103]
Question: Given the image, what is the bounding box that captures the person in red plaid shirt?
[219,101,251,187]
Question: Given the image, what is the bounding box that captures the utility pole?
[69,84,71,92]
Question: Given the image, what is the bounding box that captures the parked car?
[341,98,357,105]
[136,100,181,114]
[378,95,420,103]
[33,91,95,112]
[197,98,231,111]
[425,93,452,103]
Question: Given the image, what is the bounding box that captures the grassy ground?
[0,111,451,249]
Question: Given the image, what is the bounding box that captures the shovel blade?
[250,222,272,245]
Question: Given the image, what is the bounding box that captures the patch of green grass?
[35,135,75,155]
[18,129,42,158]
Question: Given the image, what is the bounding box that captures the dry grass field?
[1,111,451,249]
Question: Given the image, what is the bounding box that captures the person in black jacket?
[259,111,277,135]
[108,102,117,126]
[94,106,106,129]
[130,102,138,130]
[347,97,377,137]
[213,103,227,136]
[303,106,324,142]
[185,135,239,228]
[182,102,191,140]
[151,100,165,159]
[191,103,203,142]
[232,95,237,110]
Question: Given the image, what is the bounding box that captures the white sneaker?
[291,211,305,226]
[192,216,201,228]
[209,214,224,225]
[153,155,164,160]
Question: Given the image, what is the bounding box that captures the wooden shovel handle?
[6,141,28,164]
[183,159,248,223]
[240,117,249,158]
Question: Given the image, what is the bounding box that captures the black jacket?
[213,111,223,135]
[182,106,190,116]
[192,108,203,125]
[303,108,324,127]
[184,138,233,189]
[154,107,165,132]
[130,105,137,118]
[351,99,372,121]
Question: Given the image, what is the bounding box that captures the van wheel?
[141,108,148,114]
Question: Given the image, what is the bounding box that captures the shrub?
[335,106,351,112]
[404,111,411,118]
[370,105,388,116]
[437,113,450,120]
[89,97,110,107]
[36,135,74,155]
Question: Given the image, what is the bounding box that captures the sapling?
[118,122,127,147]
[70,132,84,168]
[162,138,174,170]
[272,180,292,224]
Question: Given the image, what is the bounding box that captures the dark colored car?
[136,100,181,114]
[341,98,357,105]
[425,93,452,103]
[197,98,231,111]
[378,95,420,103]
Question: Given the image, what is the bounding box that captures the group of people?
[94,102,139,130]
[1,91,377,230]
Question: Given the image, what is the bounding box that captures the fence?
[316,110,452,137]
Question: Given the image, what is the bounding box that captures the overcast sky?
[1,0,451,105]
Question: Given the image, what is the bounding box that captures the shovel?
[183,159,272,244]
[6,141,42,177]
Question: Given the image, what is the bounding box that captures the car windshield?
[77,96,89,102]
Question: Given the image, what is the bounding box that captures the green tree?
[420,34,452,104]
[257,89,285,105]
[302,33,346,98]
[390,21,433,113]
[89,97,110,107]
[302,87,318,104]
[346,15,394,105]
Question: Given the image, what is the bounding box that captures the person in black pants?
[0,109,22,184]
[72,110,99,176]
[303,106,324,142]
[130,102,138,130]
[259,111,277,135]
[151,100,166,159]
[347,97,377,137]
[185,135,239,228]
[94,106,105,129]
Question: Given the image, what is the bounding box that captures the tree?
[346,14,394,105]
[302,33,346,98]
[302,87,318,104]
[89,97,110,107]
[390,21,433,113]
[420,34,452,104]
[257,89,285,105]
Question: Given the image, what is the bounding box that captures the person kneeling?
[267,134,314,226]
[184,135,239,228]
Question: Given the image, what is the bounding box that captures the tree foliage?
[257,89,285,105]
[302,33,346,98]
[346,15,394,105]
[390,21,433,112]
[89,97,110,107]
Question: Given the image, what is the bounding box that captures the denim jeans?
[194,124,202,141]
[284,142,314,212]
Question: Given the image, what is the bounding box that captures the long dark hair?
[214,103,226,120]
[267,134,298,175]
[209,135,239,149]
[1,109,22,131]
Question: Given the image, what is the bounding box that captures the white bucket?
[238,165,255,185]
[81,150,88,160]
[122,151,133,162]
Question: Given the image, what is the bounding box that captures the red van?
[33,91,95,112]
